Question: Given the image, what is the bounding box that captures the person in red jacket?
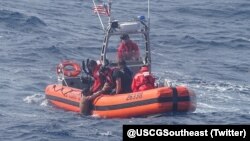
[80,60,120,115]
[87,60,103,93]
[117,34,140,61]
[131,65,156,92]
[80,60,104,115]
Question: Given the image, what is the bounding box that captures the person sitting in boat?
[80,60,133,115]
[131,65,156,92]
[80,60,105,115]
[97,60,132,94]
[117,34,140,61]
[112,60,133,94]
[86,59,103,94]
[80,64,115,115]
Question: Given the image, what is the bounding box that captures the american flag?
[93,4,110,16]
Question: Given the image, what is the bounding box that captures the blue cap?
[138,15,145,21]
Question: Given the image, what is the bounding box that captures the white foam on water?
[40,99,48,107]
[239,37,250,42]
[23,93,46,105]
[196,103,226,113]
[91,114,101,119]
[198,102,217,110]
[99,131,112,136]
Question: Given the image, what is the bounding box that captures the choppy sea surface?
[0,0,250,140]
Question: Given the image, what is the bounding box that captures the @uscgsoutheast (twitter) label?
[123,125,249,141]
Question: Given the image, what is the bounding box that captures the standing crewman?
[117,34,140,61]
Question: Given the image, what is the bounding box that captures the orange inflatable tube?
[45,84,196,118]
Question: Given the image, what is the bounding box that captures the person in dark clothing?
[112,60,133,94]
[80,60,133,115]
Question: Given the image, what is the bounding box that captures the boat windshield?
[106,33,146,75]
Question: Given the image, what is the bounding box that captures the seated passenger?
[86,60,103,93]
[80,64,115,115]
[131,65,155,92]
[80,60,133,115]
[112,60,133,94]
[98,60,132,94]
[80,60,104,115]
[117,34,140,61]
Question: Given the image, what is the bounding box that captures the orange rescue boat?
[45,84,196,118]
[45,2,197,118]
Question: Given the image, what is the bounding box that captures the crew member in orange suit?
[131,65,155,92]
[117,34,140,61]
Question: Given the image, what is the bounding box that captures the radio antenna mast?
[148,0,150,29]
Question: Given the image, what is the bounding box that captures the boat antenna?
[147,0,150,29]
[108,0,112,23]
[92,0,105,31]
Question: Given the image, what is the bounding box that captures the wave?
[37,45,62,54]
[98,131,113,137]
[163,70,250,93]
[228,37,250,49]
[176,3,250,19]
[0,80,12,89]
[191,80,250,94]
[180,35,227,48]
[233,10,250,18]
[176,7,231,18]
[158,69,250,98]
[25,16,46,27]
[23,93,47,106]
[0,9,46,32]
[178,35,250,50]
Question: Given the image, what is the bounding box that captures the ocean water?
[0,0,250,140]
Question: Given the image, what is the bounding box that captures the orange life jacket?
[131,66,155,92]
[90,64,103,93]
[100,67,117,93]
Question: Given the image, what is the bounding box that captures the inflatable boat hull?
[45,84,196,118]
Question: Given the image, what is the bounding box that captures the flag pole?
[92,0,105,31]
